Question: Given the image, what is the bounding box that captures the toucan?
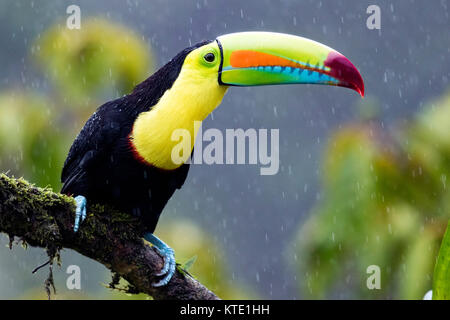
[61,32,364,287]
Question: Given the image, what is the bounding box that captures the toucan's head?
[179,31,364,98]
[132,32,364,170]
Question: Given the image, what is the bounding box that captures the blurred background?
[0,0,449,299]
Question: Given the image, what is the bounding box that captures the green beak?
[216,31,364,97]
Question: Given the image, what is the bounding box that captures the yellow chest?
[130,68,228,170]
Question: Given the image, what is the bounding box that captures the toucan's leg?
[143,233,176,287]
[73,195,87,232]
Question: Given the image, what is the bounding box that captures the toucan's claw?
[153,252,176,287]
[155,247,174,277]
[143,233,176,287]
[74,195,87,232]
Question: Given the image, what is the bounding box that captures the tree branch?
[0,174,219,300]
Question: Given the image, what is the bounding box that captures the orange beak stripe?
[230,50,326,74]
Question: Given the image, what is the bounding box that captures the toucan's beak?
[216,32,364,97]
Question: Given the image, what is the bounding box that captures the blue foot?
[73,195,87,232]
[144,233,176,287]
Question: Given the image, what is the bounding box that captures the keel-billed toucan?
[61,32,364,286]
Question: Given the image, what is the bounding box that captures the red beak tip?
[357,85,365,98]
[325,51,364,98]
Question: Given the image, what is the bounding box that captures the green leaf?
[433,221,450,300]
[182,255,198,272]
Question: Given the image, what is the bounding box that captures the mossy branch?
[0,174,219,300]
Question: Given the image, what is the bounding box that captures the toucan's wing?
[61,100,122,194]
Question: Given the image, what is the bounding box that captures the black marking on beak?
[216,39,225,85]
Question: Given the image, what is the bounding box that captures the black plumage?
[61,41,211,233]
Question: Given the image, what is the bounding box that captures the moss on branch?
[0,174,219,300]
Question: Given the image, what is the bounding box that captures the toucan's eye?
[204,52,215,63]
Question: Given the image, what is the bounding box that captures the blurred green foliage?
[0,91,65,188]
[0,18,251,300]
[294,91,450,299]
[35,19,152,107]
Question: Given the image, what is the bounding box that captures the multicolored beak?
[216,32,364,97]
